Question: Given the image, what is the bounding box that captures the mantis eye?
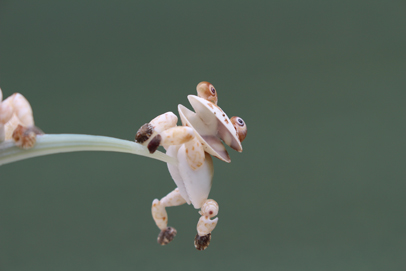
[230,116,247,143]
[210,86,216,95]
[196,81,218,104]
[236,117,244,126]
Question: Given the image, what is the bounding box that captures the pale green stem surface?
[0,134,177,166]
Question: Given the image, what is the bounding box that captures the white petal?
[166,145,190,204]
[2,93,34,127]
[188,95,242,152]
[184,137,205,170]
[178,104,230,162]
[177,145,214,209]
[160,126,194,147]
[150,112,178,133]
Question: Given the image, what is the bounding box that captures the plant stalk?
[0,134,177,166]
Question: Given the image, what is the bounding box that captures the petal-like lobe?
[188,95,242,152]
[178,104,230,162]
[150,112,178,133]
[166,145,190,204]
[160,126,194,147]
[177,145,214,209]
[3,93,34,126]
[184,137,205,170]
[0,103,13,125]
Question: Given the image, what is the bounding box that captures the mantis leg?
[194,199,219,251]
[151,188,186,245]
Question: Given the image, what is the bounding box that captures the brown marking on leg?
[194,233,212,251]
[135,123,153,143]
[147,134,161,153]
[157,227,177,245]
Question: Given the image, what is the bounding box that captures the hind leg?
[152,188,186,245]
[194,199,219,251]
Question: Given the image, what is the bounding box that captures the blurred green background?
[1,1,405,270]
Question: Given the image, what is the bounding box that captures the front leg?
[135,112,195,154]
[194,199,219,250]
[152,188,186,245]
[135,112,178,145]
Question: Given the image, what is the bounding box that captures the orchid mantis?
[135,82,247,250]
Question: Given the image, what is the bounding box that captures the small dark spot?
[237,117,244,126]
[147,134,161,153]
[222,114,225,117]
[209,211,213,215]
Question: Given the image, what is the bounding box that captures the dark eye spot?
[237,117,244,126]
[210,86,216,95]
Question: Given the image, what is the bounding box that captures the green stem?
[0,134,177,166]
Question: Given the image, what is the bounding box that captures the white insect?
[135,82,247,250]
[0,89,42,148]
